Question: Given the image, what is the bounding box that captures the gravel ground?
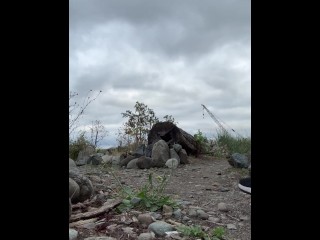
[72,155,251,240]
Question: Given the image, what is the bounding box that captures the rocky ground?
[70,155,251,240]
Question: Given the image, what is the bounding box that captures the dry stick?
[226,214,241,222]
[69,218,99,228]
[167,219,184,227]
[69,199,122,222]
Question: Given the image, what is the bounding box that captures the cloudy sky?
[69,0,251,148]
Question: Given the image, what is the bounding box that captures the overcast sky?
[69,0,251,148]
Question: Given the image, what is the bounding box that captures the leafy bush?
[194,129,210,154]
[69,131,93,160]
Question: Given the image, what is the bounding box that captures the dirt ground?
[73,155,251,240]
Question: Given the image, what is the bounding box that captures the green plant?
[114,171,178,212]
[177,225,226,240]
[194,129,210,155]
[211,226,225,239]
[69,131,93,160]
[176,225,206,238]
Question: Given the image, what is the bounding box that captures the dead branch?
[69,218,98,228]
[69,199,122,222]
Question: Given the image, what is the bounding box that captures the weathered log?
[69,199,122,222]
[147,122,199,155]
[69,218,99,228]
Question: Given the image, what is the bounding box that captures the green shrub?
[194,129,210,154]
[69,131,93,160]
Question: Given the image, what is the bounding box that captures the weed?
[101,163,178,212]
[177,225,226,240]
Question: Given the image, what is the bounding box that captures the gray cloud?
[70,0,251,148]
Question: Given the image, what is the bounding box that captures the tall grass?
[214,129,251,157]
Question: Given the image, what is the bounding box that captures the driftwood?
[148,122,199,155]
[69,218,98,228]
[69,199,122,222]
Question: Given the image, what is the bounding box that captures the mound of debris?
[147,122,198,156]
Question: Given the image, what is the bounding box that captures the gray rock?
[138,213,154,226]
[169,148,180,163]
[182,216,190,221]
[127,158,139,169]
[69,178,80,200]
[69,228,78,240]
[148,221,175,237]
[188,209,198,217]
[119,155,136,167]
[87,155,103,165]
[162,204,173,217]
[151,140,170,167]
[150,212,162,220]
[178,149,189,164]
[111,155,121,165]
[69,170,94,203]
[217,202,229,212]
[102,155,113,164]
[173,144,182,153]
[196,209,209,220]
[69,158,77,168]
[228,153,249,168]
[173,209,182,219]
[131,197,141,205]
[208,217,220,223]
[138,232,155,240]
[136,156,154,169]
[227,224,237,230]
[165,158,179,169]
[240,215,250,221]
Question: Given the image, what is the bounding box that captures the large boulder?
[151,140,170,167]
[69,170,94,203]
[136,156,154,169]
[69,178,80,201]
[126,158,139,169]
[69,158,77,168]
[228,153,250,168]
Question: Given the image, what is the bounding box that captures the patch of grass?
[176,225,226,240]
[213,130,251,158]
